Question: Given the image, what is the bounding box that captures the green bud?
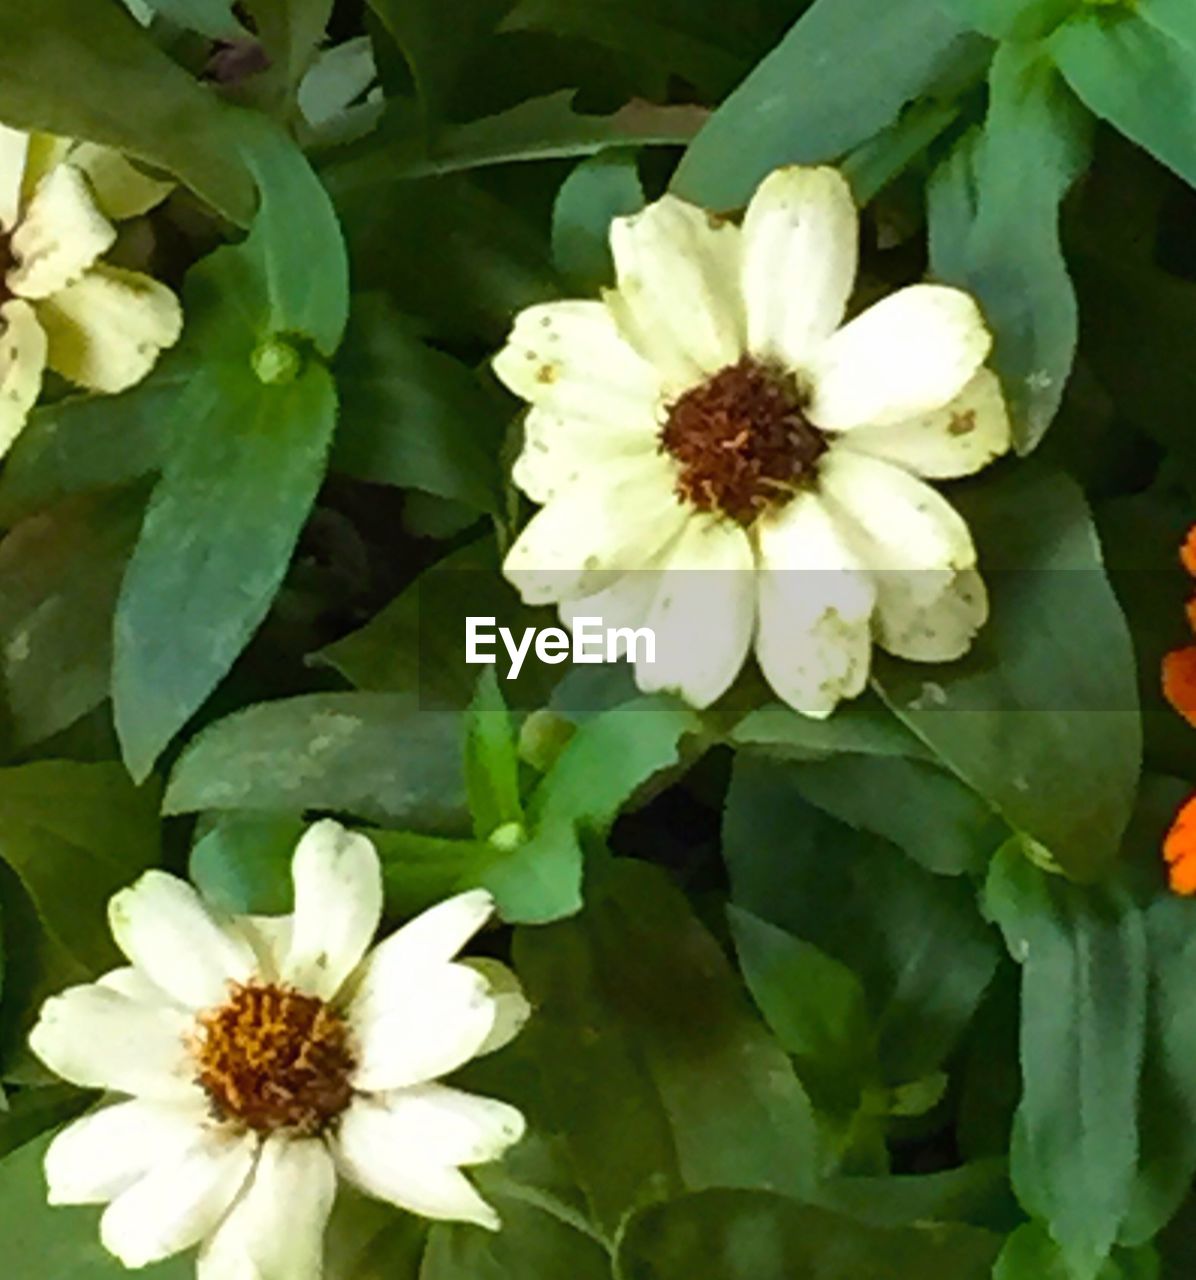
[518,709,576,773]
[489,821,526,853]
[252,337,302,386]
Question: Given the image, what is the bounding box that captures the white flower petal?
[99,1130,257,1270]
[7,164,115,299]
[754,493,876,719]
[45,1098,210,1206]
[809,284,991,431]
[0,123,30,231]
[818,449,977,575]
[233,914,295,984]
[742,165,858,369]
[608,194,743,389]
[39,263,183,393]
[873,567,989,662]
[459,958,532,1056]
[334,1097,503,1230]
[97,965,185,1008]
[504,452,688,605]
[345,1085,524,1169]
[20,135,72,203]
[68,143,174,221]
[282,820,383,1000]
[634,513,755,708]
[109,870,257,1011]
[197,1136,336,1280]
[493,300,662,430]
[512,405,660,505]
[559,561,665,653]
[0,298,47,459]
[351,963,497,1093]
[839,368,1011,479]
[29,983,197,1100]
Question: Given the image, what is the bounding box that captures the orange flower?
[1165,795,1196,896]
[1182,526,1196,577]
[1163,646,1196,728]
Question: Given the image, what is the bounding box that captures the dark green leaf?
[188,813,305,915]
[994,1222,1159,1280]
[873,465,1141,881]
[140,0,245,38]
[370,829,501,919]
[164,693,468,832]
[819,1160,1017,1232]
[515,861,819,1236]
[729,698,929,761]
[0,0,253,224]
[672,0,985,209]
[552,151,645,292]
[985,844,1147,1275]
[929,44,1091,450]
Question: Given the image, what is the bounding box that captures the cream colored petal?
[196,1136,335,1280]
[741,166,858,369]
[7,164,115,299]
[39,263,183,393]
[558,543,672,651]
[512,405,660,505]
[20,135,72,203]
[818,449,977,575]
[503,453,688,605]
[28,983,198,1101]
[345,1085,524,1168]
[334,1097,502,1229]
[635,513,755,709]
[493,300,663,430]
[839,368,1011,479]
[0,299,47,459]
[754,492,876,719]
[99,1130,258,1270]
[96,965,185,1008]
[872,566,989,662]
[351,963,497,1093]
[109,870,257,1011]
[68,143,174,221]
[460,958,532,1056]
[609,194,743,389]
[809,284,991,431]
[232,914,294,984]
[45,1098,211,1206]
[0,123,30,231]
[282,820,383,1001]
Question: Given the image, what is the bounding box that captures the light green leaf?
[188,813,305,916]
[164,693,468,832]
[929,44,1091,450]
[514,860,819,1236]
[873,465,1141,881]
[672,0,985,209]
[552,151,645,292]
[985,844,1147,1275]
[465,671,523,840]
[369,829,502,919]
[995,1222,1159,1280]
[0,0,253,224]
[941,0,1073,40]
[139,0,245,37]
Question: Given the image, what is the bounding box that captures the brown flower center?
[0,231,13,306]
[194,982,357,1136]
[659,357,827,524]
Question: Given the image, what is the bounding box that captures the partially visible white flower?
[494,165,1012,718]
[0,125,181,459]
[30,821,530,1277]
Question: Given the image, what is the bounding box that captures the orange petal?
[1163,647,1196,727]
[1164,795,1196,896]
[1186,596,1196,635]
[1182,526,1196,577]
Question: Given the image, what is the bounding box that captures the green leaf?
[841,99,961,206]
[820,1160,1016,1232]
[241,0,334,120]
[929,44,1092,451]
[729,697,928,761]
[552,151,645,292]
[369,829,501,919]
[0,763,161,975]
[0,1130,192,1280]
[873,465,1141,881]
[994,1223,1159,1280]
[0,491,143,749]
[485,696,701,922]
[985,844,1147,1275]
[465,671,523,840]
[672,0,985,210]
[0,0,253,225]
[941,0,1074,40]
[331,294,503,512]
[1052,8,1196,194]
[514,860,819,1236]
[164,693,468,832]
[615,1188,1001,1280]
[729,906,877,1113]
[0,1086,89,1162]
[139,0,245,37]
[188,813,305,915]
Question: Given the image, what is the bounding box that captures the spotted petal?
[0,299,48,459]
[6,164,115,300]
[0,123,29,231]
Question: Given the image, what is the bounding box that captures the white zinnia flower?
[0,125,182,458]
[29,821,530,1276]
[494,165,1012,718]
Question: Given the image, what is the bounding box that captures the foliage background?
[1,0,1196,1276]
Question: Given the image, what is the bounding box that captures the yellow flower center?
[194,982,357,1135]
[659,357,827,524]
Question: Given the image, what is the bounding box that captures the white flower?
[0,125,182,459]
[29,821,531,1276]
[494,165,1012,718]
